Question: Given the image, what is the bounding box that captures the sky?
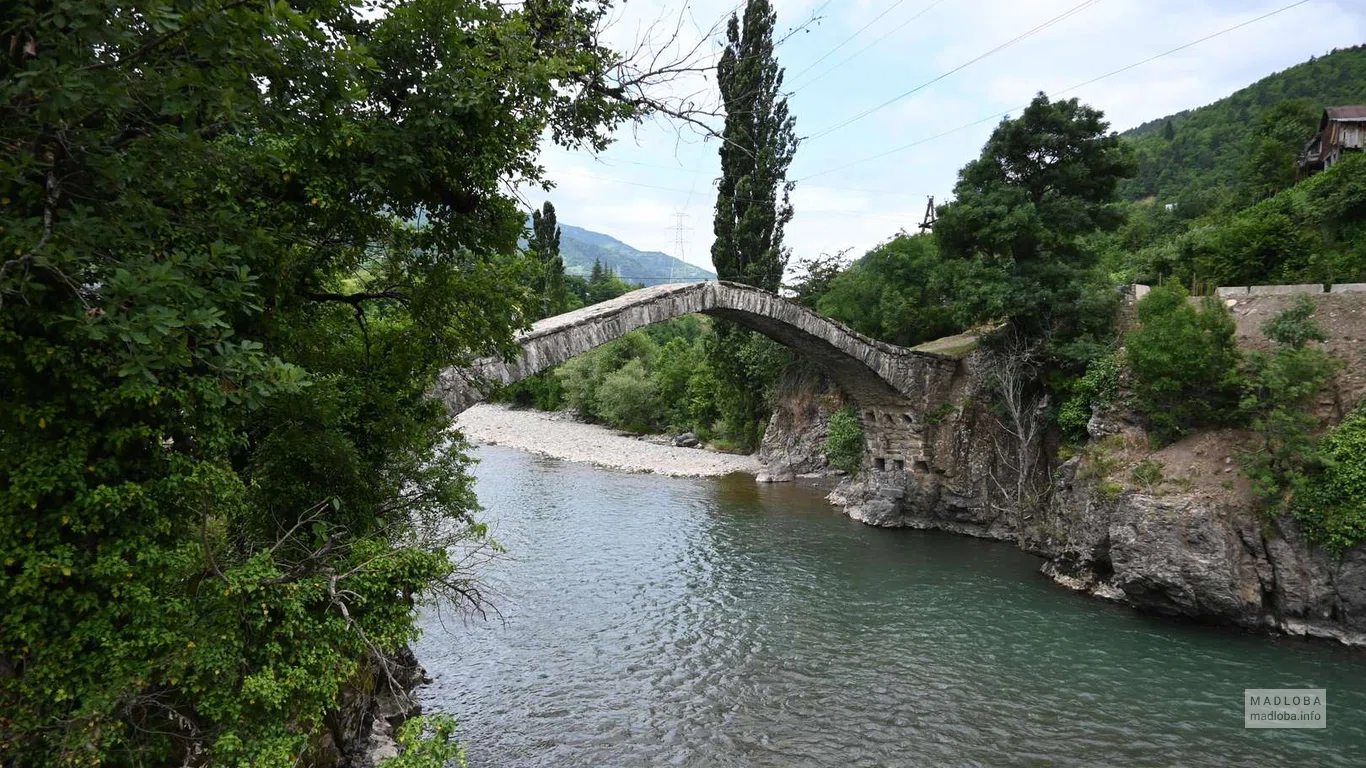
[527,0,1366,278]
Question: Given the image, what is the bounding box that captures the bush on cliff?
[825,407,865,473]
[1125,283,1242,443]
[1240,297,1340,503]
[1294,401,1366,554]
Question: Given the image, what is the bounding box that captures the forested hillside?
[1121,45,1366,204]
[559,224,715,286]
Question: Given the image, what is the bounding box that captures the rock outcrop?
[1036,459,1366,645]
[319,647,430,767]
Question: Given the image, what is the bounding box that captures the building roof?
[1325,105,1366,121]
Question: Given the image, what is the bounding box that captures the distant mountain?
[557,224,715,287]
[1119,45,1366,202]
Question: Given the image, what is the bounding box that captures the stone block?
[1132,284,1151,300]
[1216,286,1248,298]
[1330,283,1366,293]
[1246,284,1324,296]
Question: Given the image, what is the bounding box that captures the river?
[414,445,1366,767]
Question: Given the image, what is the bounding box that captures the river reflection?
[414,446,1366,767]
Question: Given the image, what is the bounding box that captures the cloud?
[533,0,1366,275]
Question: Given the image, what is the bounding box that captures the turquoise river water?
[414,445,1366,767]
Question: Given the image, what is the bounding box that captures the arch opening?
[435,281,949,416]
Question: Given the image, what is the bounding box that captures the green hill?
[558,224,715,287]
[1120,45,1366,203]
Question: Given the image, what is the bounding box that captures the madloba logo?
[1245,689,1326,729]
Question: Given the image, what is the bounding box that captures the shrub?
[824,407,865,473]
[1130,458,1165,493]
[1240,299,1339,502]
[500,371,564,411]
[555,332,657,419]
[1058,351,1123,440]
[1262,295,1328,349]
[1294,402,1366,554]
[1125,282,1242,443]
[596,359,660,433]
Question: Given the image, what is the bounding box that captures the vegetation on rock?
[1125,284,1242,443]
[824,408,865,474]
[1239,297,1339,502]
[1295,401,1366,554]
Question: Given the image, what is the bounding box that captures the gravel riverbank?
[454,404,761,477]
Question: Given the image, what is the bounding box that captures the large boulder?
[1106,494,1268,627]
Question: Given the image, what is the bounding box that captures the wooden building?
[1299,105,1366,174]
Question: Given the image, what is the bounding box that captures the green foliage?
[708,0,798,451]
[1120,45,1366,203]
[500,371,565,411]
[1239,300,1339,502]
[1264,295,1331,349]
[824,407,865,474]
[934,93,1133,371]
[530,201,566,318]
[1237,100,1321,204]
[816,234,985,347]
[0,0,634,764]
[1110,153,1366,288]
[711,0,797,292]
[1058,352,1123,441]
[788,250,852,309]
[1125,284,1242,443]
[386,715,466,768]
[708,328,793,451]
[597,359,661,433]
[1294,402,1366,554]
[1130,458,1165,493]
[580,259,638,304]
[549,321,718,436]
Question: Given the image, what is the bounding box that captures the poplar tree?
[711,0,797,290]
[531,201,566,317]
[706,0,798,449]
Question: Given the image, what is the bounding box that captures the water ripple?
[414,447,1366,767]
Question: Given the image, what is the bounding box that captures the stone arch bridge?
[435,281,979,472]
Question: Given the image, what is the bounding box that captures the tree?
[530,201,566,318]
[1238,100,1319,203]
[706,0,798,450]
[816,234,989,347]
[1239,297,1339,501]
[1125,283,1242,443]
[934,93,1135,369]
[788,249,851,309]
[710,0,797,291]
[0,0,671,764]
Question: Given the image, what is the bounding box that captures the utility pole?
[918,195,937,232]
[670,211,693,283]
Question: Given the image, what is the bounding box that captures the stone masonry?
[434,281,970,473]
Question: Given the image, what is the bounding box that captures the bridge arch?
[435,282,962,420]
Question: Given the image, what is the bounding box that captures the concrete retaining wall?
[1246,284,1324,296]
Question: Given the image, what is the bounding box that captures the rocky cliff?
[759,309,1366,647]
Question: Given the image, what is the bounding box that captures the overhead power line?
[804,0,1105,142]
[547,168,927,203]
[789,0,950,94]
[786,0,915,83]
[795,0,1314,181]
